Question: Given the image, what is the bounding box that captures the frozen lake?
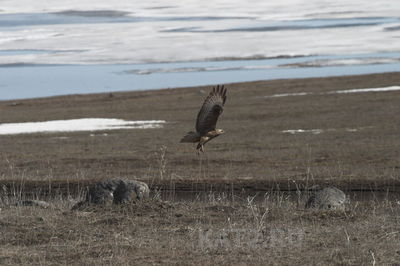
[0,0,399,100]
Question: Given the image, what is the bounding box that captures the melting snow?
[265,86,400,98]
[282,129,323,134]
[0,118,165,135]
[266,92,313,98]
[282,127,372,134]
[330,86,400,94]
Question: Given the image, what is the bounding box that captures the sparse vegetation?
[1,73,400,264]
[0,190,400,265]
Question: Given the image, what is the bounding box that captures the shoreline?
[1,60,400,101]
[1,71,399,103]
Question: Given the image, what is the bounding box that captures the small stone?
[305,186,347,210]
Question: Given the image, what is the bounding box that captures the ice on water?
[0,0,399,65]
[0,0,399,100]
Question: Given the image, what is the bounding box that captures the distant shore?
[1,59,400,101]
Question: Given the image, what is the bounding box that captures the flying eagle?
[180,85,227,153]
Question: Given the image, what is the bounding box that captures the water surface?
[1,0,399,100]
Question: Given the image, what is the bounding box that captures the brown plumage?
[180,85,227,153]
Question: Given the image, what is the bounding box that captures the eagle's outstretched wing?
[195,85,227,135]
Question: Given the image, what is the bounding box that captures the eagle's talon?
[196,145,204,155]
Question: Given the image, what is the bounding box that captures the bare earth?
[1,72,400,264]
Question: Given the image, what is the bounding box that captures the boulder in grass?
[113,180,150,204]
[85,178,121,205]
[84,178,150,205]
[305,186,347,210]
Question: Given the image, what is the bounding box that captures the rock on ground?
[83,178,150,206]
[113,179,150,204]
[305,186,347,210]
[85,179,121,205]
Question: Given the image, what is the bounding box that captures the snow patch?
[282,126,372,134]
[265,86,400,98]
[330,85,400,94]
[282,129,323,135]
[265,92,313,98]
[0,118,165,135]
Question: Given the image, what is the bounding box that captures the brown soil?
[1,72,400,264]
[1,72,400,189]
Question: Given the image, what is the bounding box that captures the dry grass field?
[1,72,400,264]
[1,194,400,265]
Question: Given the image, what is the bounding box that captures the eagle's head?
[216,129,225,135]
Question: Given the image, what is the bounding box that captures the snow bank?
[0,118,165,135]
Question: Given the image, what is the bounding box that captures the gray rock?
[113,180,150,204]
[85,178,121,205]
[84,178,149,205]
[305,186,347,210]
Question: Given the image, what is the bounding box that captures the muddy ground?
[1,72,400,190]
[1,72,400,264]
